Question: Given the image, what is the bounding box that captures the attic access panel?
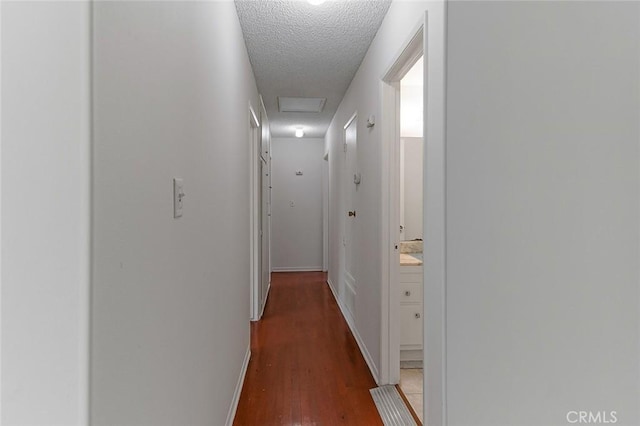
[277,97,326,113]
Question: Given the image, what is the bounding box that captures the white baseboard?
[327,277,338,296]
[272,266,323,272]
[225,344,251,426]
[325,278,380,384]
[259,282,271,319]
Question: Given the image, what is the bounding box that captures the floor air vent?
[369,385,418,426]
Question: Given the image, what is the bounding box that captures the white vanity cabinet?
[399,264,423,350]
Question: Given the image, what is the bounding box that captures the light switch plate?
[173,178,184,218]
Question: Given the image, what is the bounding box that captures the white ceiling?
[235,0,392,138]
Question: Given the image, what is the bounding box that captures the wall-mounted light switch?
[173,178,185,218]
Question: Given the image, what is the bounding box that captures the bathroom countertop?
[400,253,423,266]
[400,240,423,254]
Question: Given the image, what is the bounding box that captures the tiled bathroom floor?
[399,368,423,424]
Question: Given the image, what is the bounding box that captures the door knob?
[348,211,356,217]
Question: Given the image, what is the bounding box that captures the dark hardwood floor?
[233,272,383,426]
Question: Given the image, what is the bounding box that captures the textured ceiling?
[235,0,392,138]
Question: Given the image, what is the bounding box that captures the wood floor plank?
[233,272,383,426]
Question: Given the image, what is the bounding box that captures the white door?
[342,114,357,318]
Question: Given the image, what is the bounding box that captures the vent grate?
[369,385,418,426]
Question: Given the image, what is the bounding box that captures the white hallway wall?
[2,2,261,424]
[91,2,259,425]
[445,2,639,425]
[271,138,324,271]
[1,2,91,424]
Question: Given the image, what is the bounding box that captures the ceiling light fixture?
[307,0,326,5]
[295,128,304,138]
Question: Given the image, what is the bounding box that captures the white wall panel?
[1,2,91,424]
[445,2,640,425]
[91,3,259,424]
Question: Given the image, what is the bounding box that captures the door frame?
[379,7,447,426]
[380,21,423,386]
[249,103,261,321]
[258,95,271,319]
[322,151,329,272]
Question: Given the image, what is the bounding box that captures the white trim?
[271,267,324,272]
[326,278,380,384]
[250,105,259,129]
[379,79,391,386]
[327,277,338,297]
[257,96,271,322]
[0,1,4,420]
[423,6,448,426]
[381,19,425,83]
[249,103,261,321]
[259,283,271,319]
[84,1,93,423]
[344,111,357,130]
[258,95,267,126]
[399,138,405,240]
[225,345,251,426]
[322,157,329,272]
[380,79,402,386]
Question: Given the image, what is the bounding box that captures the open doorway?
[397,56,424,421]
[380,23,424,424]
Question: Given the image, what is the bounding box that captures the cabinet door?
[399,282,422,303]
[400,305,423,347]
